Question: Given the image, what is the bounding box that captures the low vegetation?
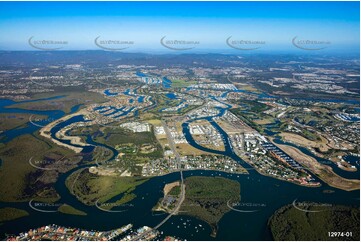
[179,176,240,237]
[269,204,360,241]
[0,134,77,202]
[0,207,29,223]
[66,169,148,206]
[58,204,87,216]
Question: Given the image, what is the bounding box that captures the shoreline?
[39,109,89,154]
[234,151,321,189]
[279,132,358,172]
[274,142,359,191]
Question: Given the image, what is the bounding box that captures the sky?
[0,1,359,54]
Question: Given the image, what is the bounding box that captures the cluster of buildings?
[190,83,237,91]
[190,122,224,148]
[6,224,132,241]
[187,106,220,120]
[230,131,319,186]
[289,107,359,150]
[154,126,166,135]
[219,110,248,125]
[334,113,360,122]
[92,105,136,120]
[86,92,153,125]
[121,226,158,241]
[226,91,259,101]
[262,67,357,95]
[120,121,151,133]
[6,223,180,241]
[169,127,187,144]
[142,155,247,176]
[161,94,202,113]
[138,76,163,85]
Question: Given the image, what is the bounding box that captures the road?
[161,119,181,163]
[153,170,185,230]
[134,120,186,240]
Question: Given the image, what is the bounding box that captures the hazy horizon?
[0,1,359,54]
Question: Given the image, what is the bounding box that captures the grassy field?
[175,143,214,156]
[171,79,197,88]
[179,176,240,237]
[145,119,162,126]
[0,207,29,223]
[254,118,276,125]
[269,204,360,240]
[66,169,148,206]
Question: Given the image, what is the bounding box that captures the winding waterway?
[0,96,359,240]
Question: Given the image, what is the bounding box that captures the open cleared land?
[279,132,330,152]
[175,143,214,156]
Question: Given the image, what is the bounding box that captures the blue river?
[0,96,359,240]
